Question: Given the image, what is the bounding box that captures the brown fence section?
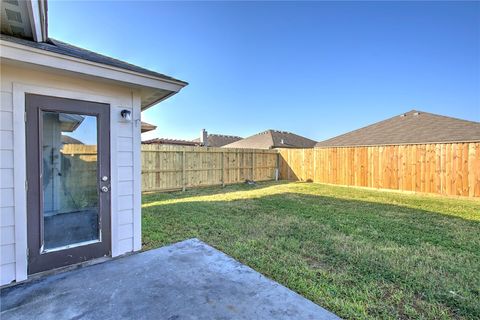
[60,144,98,207]
[278,143,480,197]
[141,145,279,193]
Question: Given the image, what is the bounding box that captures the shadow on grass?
[142,180,289,202]
[143,192,479,252]
[142,191,480,319]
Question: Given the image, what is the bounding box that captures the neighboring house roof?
[61,135,83,145]
[223,130,317,149]
[141,121,157,133]
[192,134,242,147]
[0,34,187,85]
[142,138,198,146]
[316,110,480,148]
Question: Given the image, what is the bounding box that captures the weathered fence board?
[278,142,480,197]
[141,145,278,192]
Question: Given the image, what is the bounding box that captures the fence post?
[276,152,280,181]
[252,151,255,181]
[302,149,306,181]
[221,151,225,187]
[182,150,186,191]
[287,149,291,180]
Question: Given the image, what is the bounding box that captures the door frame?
[12,83,122,282]
[25,94,111,274]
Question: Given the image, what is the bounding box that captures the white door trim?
[12,82,123,281]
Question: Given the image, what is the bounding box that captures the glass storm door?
[26,94,111,275]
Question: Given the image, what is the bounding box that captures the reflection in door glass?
[42,112,99,250]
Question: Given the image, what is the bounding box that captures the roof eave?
[141,90,179,111]
[0,39,188,109]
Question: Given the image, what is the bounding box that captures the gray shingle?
[192,134,242,147]
[223,130,317,149]
[316,110,480,147]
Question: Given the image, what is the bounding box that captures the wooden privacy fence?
[141,145,279,193]
[59,144,98,207]
[278,142,480,197]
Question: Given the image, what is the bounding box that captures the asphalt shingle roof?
[223,130,317,149]
[1,34,187,85]
[316,110,480,148]
[192,134,242,147]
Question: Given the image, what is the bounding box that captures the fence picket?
[277,143,479,197]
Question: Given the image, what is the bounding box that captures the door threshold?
[1,256,115,290]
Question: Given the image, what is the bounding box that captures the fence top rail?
[141,145,278,153]
[141,150,278,154]
[310,141,480,149]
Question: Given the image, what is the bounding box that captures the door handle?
[101,186,109,193]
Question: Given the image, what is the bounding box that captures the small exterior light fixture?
[120,109,132,122]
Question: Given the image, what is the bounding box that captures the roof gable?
[316,110,480,147]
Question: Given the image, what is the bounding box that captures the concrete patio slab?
[1,238,339,320]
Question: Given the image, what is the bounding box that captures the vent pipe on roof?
[200,129,208,147]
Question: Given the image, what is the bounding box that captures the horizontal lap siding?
[115,106,135,255]
[1,90,15,284]
[278,143,480,197]
[0,64,141,285]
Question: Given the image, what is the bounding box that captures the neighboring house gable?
[316,110,480,148]
[223,130,317,149]
[192,134,242,147]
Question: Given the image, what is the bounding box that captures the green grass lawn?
[142,181,480,320]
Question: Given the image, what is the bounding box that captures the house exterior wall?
[0,63,142,286]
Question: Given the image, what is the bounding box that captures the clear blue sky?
[48,1,479,141]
